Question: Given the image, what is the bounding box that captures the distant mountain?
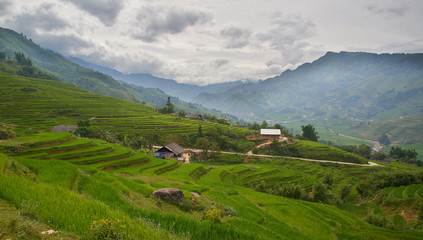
[67,56,244,102]
[193,51,423,144]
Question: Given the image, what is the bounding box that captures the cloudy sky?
[1,0,422,85]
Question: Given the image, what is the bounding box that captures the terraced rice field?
[383,184,423,200]
[3,132,423,240]
[8,133,150,172]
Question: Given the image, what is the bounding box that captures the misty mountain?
[67,56,244,102]
[193,52,423,144]
[194,51,423,121]
[0,27,141,103]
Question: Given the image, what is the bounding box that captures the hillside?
[0,27,141,103]
[1,132,423,239]
[0,27,241,122]
[193,52,423,146]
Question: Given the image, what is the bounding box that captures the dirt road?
[187,148,381,167]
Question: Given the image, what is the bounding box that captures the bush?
[365,213,386,228]
[202,206,223,224]
[340,184,352,200]
[0,127,16,140]
[81,219,128,240]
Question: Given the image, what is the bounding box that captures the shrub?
[81,219,128,240]
[340,184,352,200]
[202,206,223,224]
[0,127,16,140]
[365,213,386,228]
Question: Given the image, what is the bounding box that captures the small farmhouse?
[185,114,203,120]
[156,143,185,160]
[260,129,281,139]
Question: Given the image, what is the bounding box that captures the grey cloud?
[256,14,315,65]
[36,34,94,55]
[9,4,69,33]
[366,3,409,17]
[6,5,93,55]
[0,0,12,15]
[132,6,211,42]
[220,27,251,49]
[62,0,124,26]
[211,59,230,68]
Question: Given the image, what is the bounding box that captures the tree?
[177,110,185,117]
[378,133,390,146]
[273,123,282,130]
[357,144,371,158]
[250,122,260,131]
[311,182,329,203]
[166,96,172,107]
[301,124,319,141]
[198,124,203,137]
[0,51,5,60]
[14,52,32,66]
[261,120,268,129]
[372,150,387,161]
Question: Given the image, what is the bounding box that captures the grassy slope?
[0,72,250,138]
[1,133,423,239]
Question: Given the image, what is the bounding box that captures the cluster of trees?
[320,140,420,165]
[157,97,175,114]
[300,124,319,141]
[389,147,418,161]
[254,173,341,205]
[0,52,58,80]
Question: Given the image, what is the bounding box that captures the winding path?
[185,148,382,167]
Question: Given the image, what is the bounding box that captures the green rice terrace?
[1,132,423,239]
[0,71,250,139]
[1,73,423,239]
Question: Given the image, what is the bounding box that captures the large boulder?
[152,188,185,201]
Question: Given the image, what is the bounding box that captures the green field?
[0,72,251,141]
[1,132,423,239]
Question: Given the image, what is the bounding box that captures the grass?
[0,72,251,146]
[2,132,423,239]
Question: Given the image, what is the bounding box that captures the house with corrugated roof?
[260,129,281,139]
[155,143,185,160]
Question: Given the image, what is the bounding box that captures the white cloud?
[1,0,422,85]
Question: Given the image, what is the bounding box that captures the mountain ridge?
[67,56,245,102]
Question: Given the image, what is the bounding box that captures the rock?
[191,192,201,198]
[152,188,185,201]
[41,230,58,235]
